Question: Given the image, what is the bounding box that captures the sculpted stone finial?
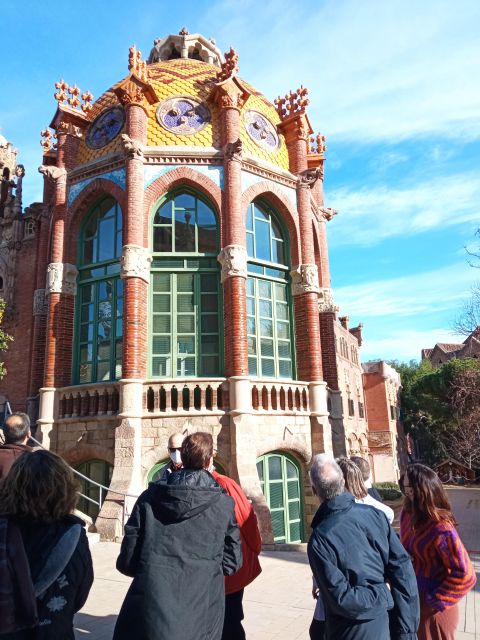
[121,134,144,159]
[217,245,247,283]
[290,264,320,296]
[318,287,339,313]
[38,165,67,183]
[128,45,148,81]
[54,80,93,114]
[274,86,309,121]
[215,48,239,84]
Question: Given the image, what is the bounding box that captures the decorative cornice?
[318,287,339,313]
[120,245,152,284]
[290,264,320,296]
[46,263,78,296]
[217,245,247,283]
[33,288,48,316]
[121,134,144,159]
[38,165,67,184]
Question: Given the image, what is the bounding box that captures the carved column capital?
[217,245,248,283]
[38,165,67,185]
[33,288,48,315]
[46,262,78,295]
[120,244,152,284]
[290,264,320,296]
[318,287,339,313]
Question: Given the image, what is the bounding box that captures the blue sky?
[1,0,479,363]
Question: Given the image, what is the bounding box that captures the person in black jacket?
[113,431,242,640]
[0,449,93,639]
[308,454,419,640]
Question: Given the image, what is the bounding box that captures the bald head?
[309,454,345,502]
[4,412,31,445]
[168,432,184,450]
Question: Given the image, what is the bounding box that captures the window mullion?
[172,273,177,378]
[195,272,200,377]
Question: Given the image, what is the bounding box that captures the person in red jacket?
[212,471,262,640]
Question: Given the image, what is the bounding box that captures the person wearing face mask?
[160,432,185,479]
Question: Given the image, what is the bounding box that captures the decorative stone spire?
[274,86,310,120]
[54,80,93,114]
[147,31,223,66]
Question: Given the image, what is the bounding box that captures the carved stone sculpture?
[33,288,48,316]
[318,287,339,313]
[224,139,242,162]
[120,245,153,283]
[298,168,321,187]
[38,165,67,183]
[290,264,319,296]
[217,245,247,283]
[46,262,78,295]
[121,134,144,159]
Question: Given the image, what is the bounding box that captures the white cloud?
[327,172,480,246]
[204,0,480,142]
[334,263,476,319]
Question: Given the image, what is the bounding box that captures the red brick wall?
[363,372,389,430]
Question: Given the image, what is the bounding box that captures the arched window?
[246,200,293,378]
[256,452,303,543]
[75,197,123,384]
[150,190,221,377]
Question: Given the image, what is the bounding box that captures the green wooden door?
[76,459,113,519]
[256,452,303,543]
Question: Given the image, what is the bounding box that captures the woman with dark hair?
[400,463,476,640]
[0,449,93,639]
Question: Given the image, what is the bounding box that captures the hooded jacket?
[308,492,419,640]
[113,469,242,640]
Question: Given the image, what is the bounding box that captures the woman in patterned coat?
[400,463,476,640]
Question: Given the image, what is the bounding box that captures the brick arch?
[65,178,126,264]
[241,181,301,265]
[61,442,115,467]
[255,440,311,465]
[143,167,223,246]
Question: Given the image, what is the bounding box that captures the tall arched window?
[150,190,221,377]
[246,200,294,378]
[75,197,123,384]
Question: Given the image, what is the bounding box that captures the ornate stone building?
[0,31,399,540]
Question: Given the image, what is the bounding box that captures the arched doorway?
[75,459,113,518]
[256,452,303,543]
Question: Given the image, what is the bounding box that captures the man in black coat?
[308,454,419,640]
[0,412,33,479]
[113,432,242,640]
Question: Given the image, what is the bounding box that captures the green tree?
[0,299,13,379]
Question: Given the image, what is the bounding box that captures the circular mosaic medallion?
[156,97,211,135]
[244,110,279,151]
[86,106,125,150]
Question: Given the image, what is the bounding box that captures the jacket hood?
[149,469,225,523]
[311,491,355,529]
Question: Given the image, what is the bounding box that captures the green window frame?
[76,459,113,519]
[150,190,222,378]
[246,200,294,378]
[256,452,304,543]
[75,198,123,384]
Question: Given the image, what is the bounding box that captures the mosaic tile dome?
[76,58,289,170]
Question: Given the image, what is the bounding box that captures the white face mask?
[170,449,182,465]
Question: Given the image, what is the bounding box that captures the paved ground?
[74,487,480,639]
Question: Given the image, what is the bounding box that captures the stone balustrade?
[251,380,310,413]
[143,379,229,414]
[58,382,120,419]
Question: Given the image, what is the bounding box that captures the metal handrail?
[29,435,140,529]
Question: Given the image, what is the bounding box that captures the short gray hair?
[309,454,345,501]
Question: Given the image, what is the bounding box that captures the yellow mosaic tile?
[74,58,289,170]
